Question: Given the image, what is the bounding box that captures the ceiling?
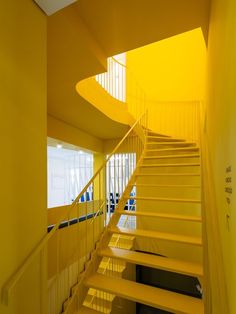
[34,0,76,15]
[47,5,129,140]
[76,0,210,55]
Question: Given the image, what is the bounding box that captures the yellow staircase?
[79,130,204,314]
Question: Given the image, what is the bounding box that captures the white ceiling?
[34,0,77,15]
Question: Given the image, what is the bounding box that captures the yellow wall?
[206,0,236,312]
[127,28,206,102]
[0,1,47,313]
[126,29,206,139]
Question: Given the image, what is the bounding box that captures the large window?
[47,144,93,208]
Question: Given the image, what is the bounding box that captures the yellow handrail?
[1,111,147,306]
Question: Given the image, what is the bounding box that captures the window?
[47,145,93,208]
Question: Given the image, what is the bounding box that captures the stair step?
[84,291,113,312]
[136,173,200,177]
[143,154,200,159]
[147,136,185,142]
[83,298,112,314]
[147,131,171,138]
[99,247,203,277]
[98,261,126,273]
[108,241,133,250]
[117,210,202,222]
[131,183,201,188]
[77,306,103,314]
[109,227,202,246]
[87,288,115,301]
[140,163,200,167]
[146,142,196,146]
[146,147,199,152]
[84,274,204,314]
[126,196,201,203]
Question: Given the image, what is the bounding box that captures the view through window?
[47,145,93,208]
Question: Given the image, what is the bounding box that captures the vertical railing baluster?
[114,154,116,211]
[85,191,88,262]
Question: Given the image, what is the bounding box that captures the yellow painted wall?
[0,1,47,313]
[206,0,236,312]
[127,29,207,139]
[127,28,206,102]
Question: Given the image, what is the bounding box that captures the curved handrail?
[1,111,147,305]
[111,56,126,68]
[95,55,146,119]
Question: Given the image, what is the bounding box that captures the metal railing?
[96,56,146,120]
[96,57,126,103]
[1,111,147,314]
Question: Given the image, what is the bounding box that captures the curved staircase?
[77,129,204,314]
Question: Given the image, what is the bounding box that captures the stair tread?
[147,136,185,142]
[99,247,203,277]
[84,274,204,314]
[77,306,101,314]
[146,142,196,145]
[140,163,200,167]
[83,301,111,313]
[146,147,199,152]
[98,262,125,272]
[109,227,202,246]
[126,196,201,203]
[131,183,201,188]
[87,288,114,300]
[117,210,202,222]
[108,242,133,250]
[143,154,200,159]
[147,131,171,138]
[136,173,200,176]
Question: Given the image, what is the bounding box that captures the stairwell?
[77,129,204,314]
